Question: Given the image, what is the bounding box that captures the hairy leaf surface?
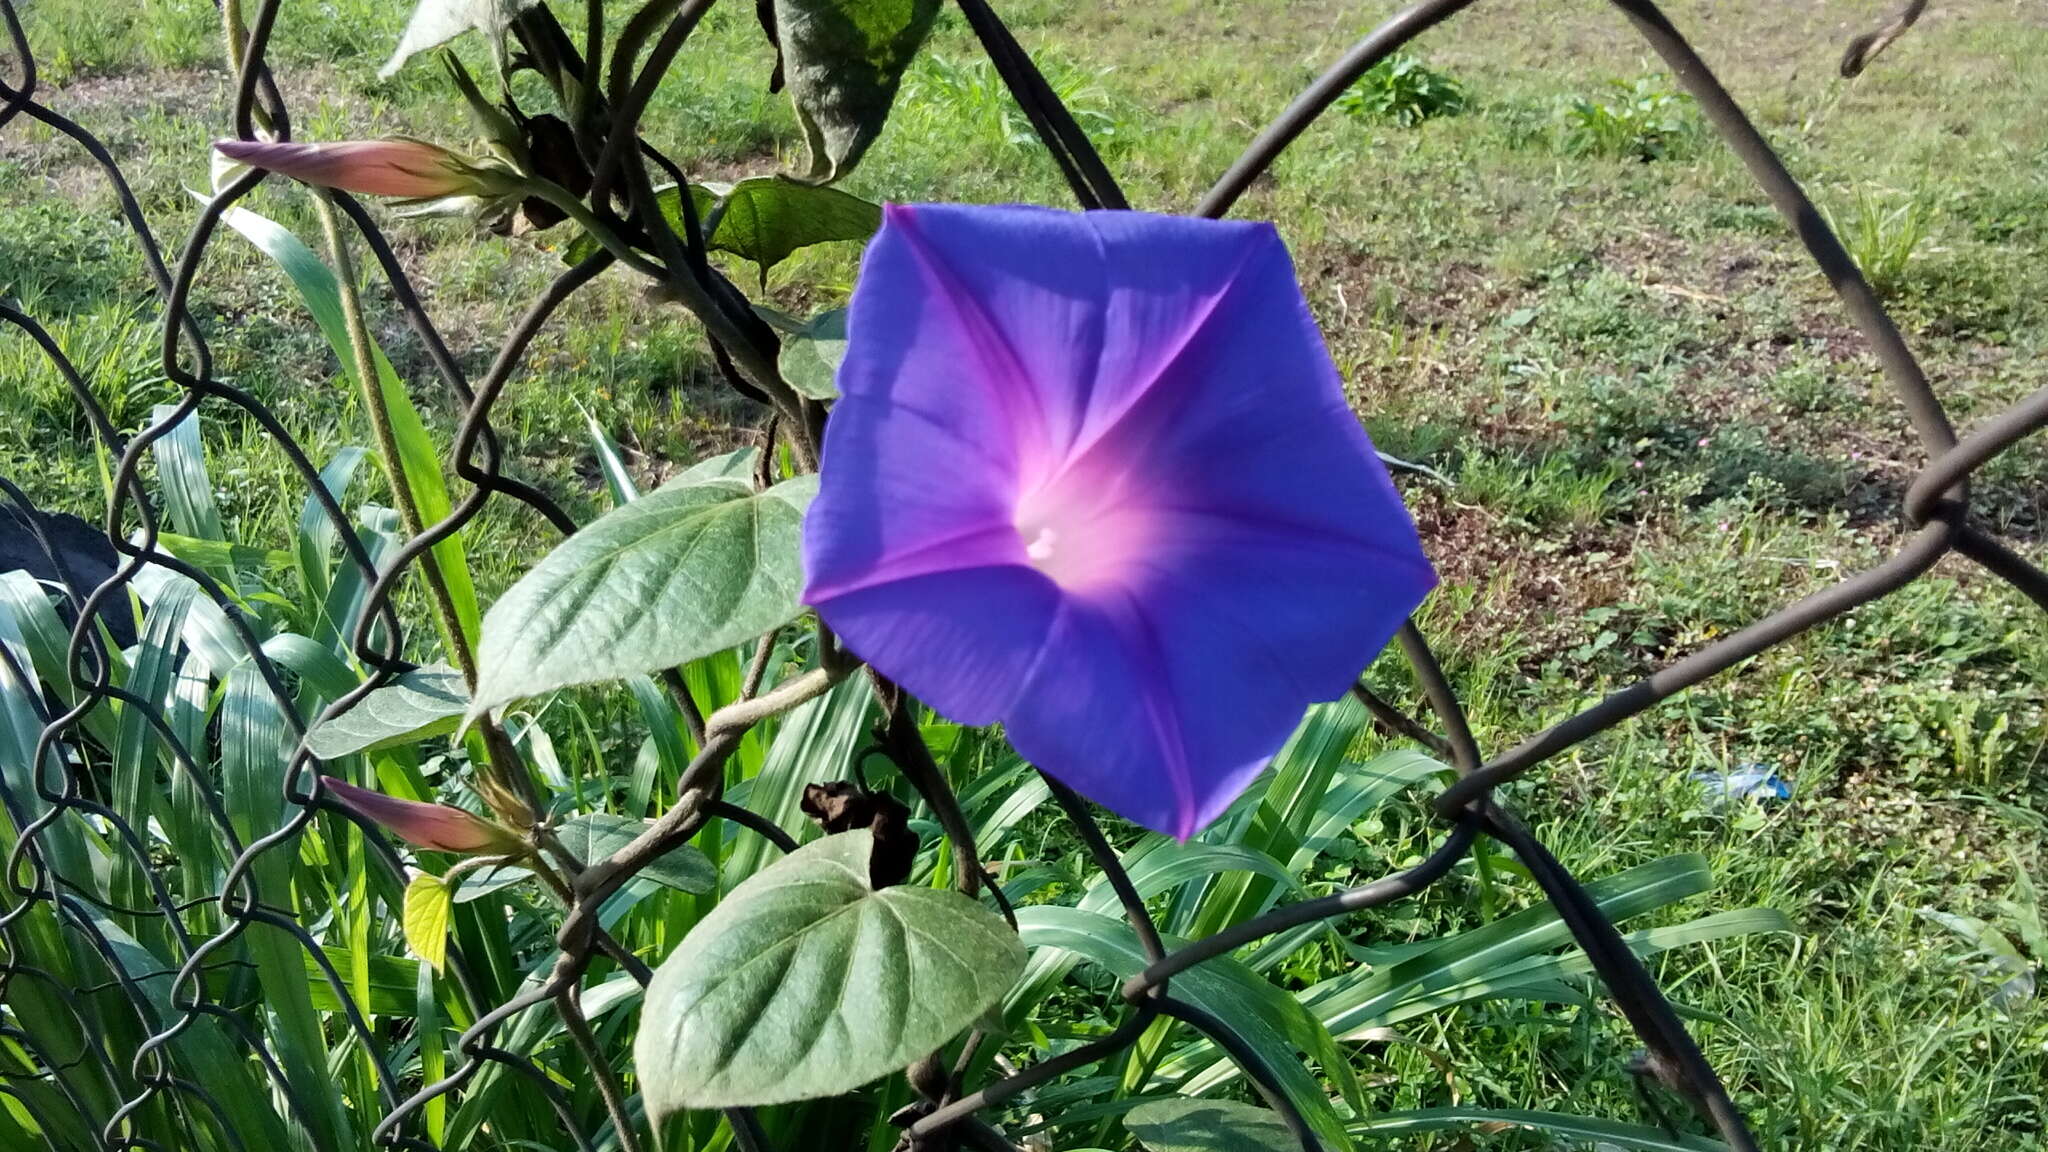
[636,829,1022,1111]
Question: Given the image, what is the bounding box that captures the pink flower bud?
[214,139,488,199]
[320,776,521,854]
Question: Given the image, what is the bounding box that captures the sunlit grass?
[0,0,2041,1146]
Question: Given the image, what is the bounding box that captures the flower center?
[1013,462,1151,592]
[1023,525,1060,564]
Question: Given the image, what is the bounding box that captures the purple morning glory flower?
[802,204,1435,839]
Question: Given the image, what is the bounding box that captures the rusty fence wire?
[0,0,2042,1150]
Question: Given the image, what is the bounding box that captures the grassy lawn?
[2,0,2044,1148]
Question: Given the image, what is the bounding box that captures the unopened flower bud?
[213,138,510,201]
[320,776,523,854]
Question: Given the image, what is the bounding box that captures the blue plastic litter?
[1692,764,1790,804]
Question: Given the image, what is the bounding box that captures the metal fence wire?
[1,0,2043,1150]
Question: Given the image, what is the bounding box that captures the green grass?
[2,0,2044,1149]
[1826,182,1940,299]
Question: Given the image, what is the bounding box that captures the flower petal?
[813,566,1061,726]
[869,203,1094,458]
[1147,512,1433,698]
[1145,516,1432,785]
[1003,511,1431,840]
[802,396,1026,602]
[1059,220,1406,540]
[996,592,1248,839]
[804,205,1048,602]
[872,204,1283,465]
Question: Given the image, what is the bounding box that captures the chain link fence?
[0,0,2040,1150]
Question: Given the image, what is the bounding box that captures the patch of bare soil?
[1406,486,1643,667]
[0,68,225,162]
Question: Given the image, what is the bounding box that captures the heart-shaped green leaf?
[402,872,454,972]
[470,468,816,718]
[635,829,1024,1113]
[562,180,879,280]
[1124,1098,1294,1152]
[776,0,941,181]
[304,667,468,759]
[710,178,881,278]
[554,812,715,892]
[769,307,847,400]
